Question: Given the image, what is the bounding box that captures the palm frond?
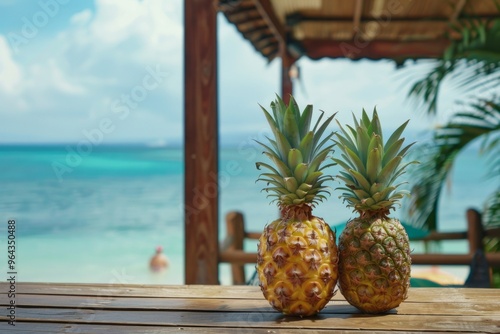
[407,99,500,230]
[407,17,500,115]
[484,189,500,227]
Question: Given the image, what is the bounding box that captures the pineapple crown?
[256,95,336,209]
[333,108,418,218]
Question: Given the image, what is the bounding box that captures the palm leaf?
[406,16,500,115]
[407,99,500,230]
[484,190,500,227]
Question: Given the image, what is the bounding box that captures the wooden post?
[225,212,246,285]
[184,0,219,285]
[466,208,484,253]
[464,208,490,288]
[281,51,294,104]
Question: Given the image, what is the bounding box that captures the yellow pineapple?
[256,95,338,316]
[333,109,417,313]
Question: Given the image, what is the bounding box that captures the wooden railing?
[219,208,500,285]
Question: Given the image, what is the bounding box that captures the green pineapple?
[256,95,338,316]
[333,108,417,313]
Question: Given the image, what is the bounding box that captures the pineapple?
[333,108,417,314]
[255,95,338,316]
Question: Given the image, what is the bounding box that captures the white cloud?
[0,0,184,143]
[70,9,92,26]
[289,57,462,137]
[31,58,87,95]
[89,0,144,46]
[0,35,22,94]
[80,0,182,64]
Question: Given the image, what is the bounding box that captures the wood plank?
[5,322,437,334]
[184,0,219,285]
[6,294,274,313]
[5,294,499,316]
[4,284,500,333]
[7,283,500,304]
[11,283,263,299]
[5,308,500,332]
[405,288,499,303]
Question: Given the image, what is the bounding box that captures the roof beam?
[286,14,499,25]
[301,39,450,60]
[353,0,364,35]
[450,0,467,22]
[371,0,386,18]
[226,7,261,24]
[252,0,286,46]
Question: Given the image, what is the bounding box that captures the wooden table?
[1,283,499,333]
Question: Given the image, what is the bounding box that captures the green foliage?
[407,99,500,230]
[485,190,500,226]
[255,95,336,207]
[403,3,500,230]
[408,17,500,115]
[333,108,417,216]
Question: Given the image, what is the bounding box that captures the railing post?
[225,211,246,285]
[467,208,484,253]
[465,208,491,287]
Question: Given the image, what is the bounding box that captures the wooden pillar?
[184,0,219,284]
[281,51,294,105]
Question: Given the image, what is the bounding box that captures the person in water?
[150,245,169,272]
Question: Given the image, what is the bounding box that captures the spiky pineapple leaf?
[313,131,335,158]
[343,146,367,176]
[312,113,336,154]
[334,131,358,156]
[385,120,410,153]
[334,108,417,217]
[382,138,405,166]
[263,152,292,177]
[299,104,313,138]
[256,95,336,208]
[299,131,314,162]
[284,105,301,148]
[255,161,280,176]
[333,155,355,171]
[356,124,371,165]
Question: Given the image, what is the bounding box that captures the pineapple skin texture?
[257,217,338,316]
[338,217,411,314]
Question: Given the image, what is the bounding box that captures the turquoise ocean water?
[0,144,497,285]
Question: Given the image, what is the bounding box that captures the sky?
[0,0,465,146]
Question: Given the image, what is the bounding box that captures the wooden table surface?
[1,282,499,333]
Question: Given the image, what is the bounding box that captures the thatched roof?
[219,0,500,64]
